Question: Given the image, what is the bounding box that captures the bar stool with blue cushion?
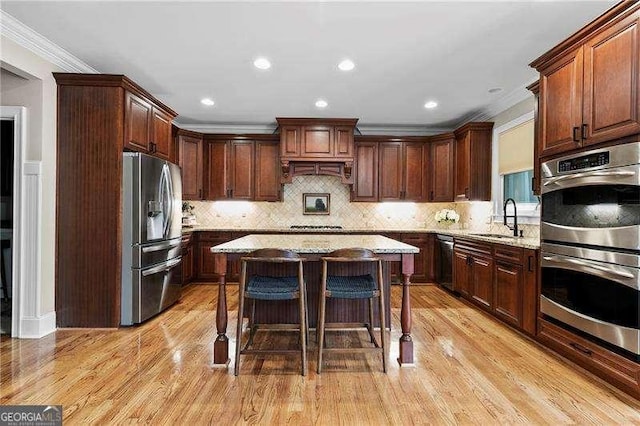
[235,248,307,376]
[317,248,387,373]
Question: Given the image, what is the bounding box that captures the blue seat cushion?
[246,275,301,300]
[326,274,377,299]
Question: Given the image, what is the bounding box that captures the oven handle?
[542,255,635,280]
[542,170,636,187]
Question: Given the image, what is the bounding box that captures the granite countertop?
[209,234,420,254]
[186,226,540,250]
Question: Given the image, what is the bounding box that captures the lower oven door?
[540,243,640,355]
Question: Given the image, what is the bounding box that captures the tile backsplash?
[188,175,540,238]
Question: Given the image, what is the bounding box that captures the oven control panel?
[558,151,610,172]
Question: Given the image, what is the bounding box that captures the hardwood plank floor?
[2,284,640,424]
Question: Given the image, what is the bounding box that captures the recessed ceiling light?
[253,57,271,70]
[424,101,438,109]
[201,98,215,106]
[338,59,355,71]
[315,99,328,108]
[488,87,503,94]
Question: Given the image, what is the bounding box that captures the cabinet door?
[229,141,254,199]
[352,142,378,201]
[494,261,523,327]
[539,48,583,156]
[471,255,493,309]
[255,140,280,201]
[179,135,203,200]
[182,243,194,284]
[204,141,229,200]
[583,13,640,146]
[453,249,470,297]
[302,125,333,157]
[401,234,430,283]
[198,241,219,280]
[379,142,403,200]
[522,249,539,335]
[124,91,151,152]
[151,108,173,160]
[454,132,470,200]
[430,137,454,201]
[403,142,428,201]
[334,126,354,158]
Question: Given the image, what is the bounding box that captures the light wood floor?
[2,284,640,424]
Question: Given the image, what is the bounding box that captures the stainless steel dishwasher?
[435,234,454,291]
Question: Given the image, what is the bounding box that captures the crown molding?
[456,79,537,125]
[0,11,98,73]
[177,122,279,134]
[356,124,451,136]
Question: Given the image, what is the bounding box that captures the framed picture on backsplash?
[303,193,330,215]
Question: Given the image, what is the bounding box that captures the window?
[503,170,537,204]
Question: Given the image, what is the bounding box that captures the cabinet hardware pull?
[581,123,588,140]
[572,127,580,142]
[528,255,533,272]
[464,188,469,198]
[430,190,434,201]
[570,342,593,356]
[198,188,202,198]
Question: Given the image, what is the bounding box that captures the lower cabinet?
[196,231,247,282]
[181,233,195,285]
[453,238,538,336]
[400,233,435,283]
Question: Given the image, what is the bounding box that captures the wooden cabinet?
[352,141,378,201]
[176,129,203,200]
[203,136,281,201]
[400,233,434,283]
[429,134,455,202]
[453,122,493,201]
[527,81,542,195]
[453,238,538,336]
[254,140,281,201]
[53,73,177,327]
[378,140,429,202]
[197,231,247,282]
[124,90,175,161]
[181,233,195,285]
[532,4,640,157]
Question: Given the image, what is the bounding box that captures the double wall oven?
[540,143,640,359]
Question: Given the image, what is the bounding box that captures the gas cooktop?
[290,225,344,230]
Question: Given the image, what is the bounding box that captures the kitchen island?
[209,234,419,367]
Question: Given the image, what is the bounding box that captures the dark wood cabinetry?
[531,3,640,157]
[453,238,538,336]
[197,231,247,282]
[379,141,429,201]
[181,233,195,285]
[53,73,177,328]
[453,122,493,201]
[176,129,203,200]
[352,141,379,201]
[429,134,455,202]
[124,89,175,161]
[400,233,434,283]
[527,81,541,195]
[203,135,281,201]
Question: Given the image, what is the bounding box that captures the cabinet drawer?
[198,231,232,242]
[494,244,523,263]
[454,238,492,256]
[538,318,640,397]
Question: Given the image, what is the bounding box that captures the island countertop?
[209,233,420,254]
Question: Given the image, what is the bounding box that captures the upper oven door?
[541,164,640,250]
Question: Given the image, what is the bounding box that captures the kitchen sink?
[471,233,516,239]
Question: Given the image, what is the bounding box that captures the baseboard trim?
[20,311,56,338]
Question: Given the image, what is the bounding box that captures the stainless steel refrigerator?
[121,153,183,325]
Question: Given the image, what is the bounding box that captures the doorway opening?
[0,118,14,335]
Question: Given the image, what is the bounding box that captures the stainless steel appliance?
[540,143,640,358]
[435,234,453,291]
[121,153,183,325]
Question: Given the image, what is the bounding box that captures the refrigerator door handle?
[160,164,173,239]
[142,239,181,253]
[142,257,182,277]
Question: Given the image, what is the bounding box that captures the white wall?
[1,35,62,316]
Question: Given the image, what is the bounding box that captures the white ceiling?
[1,1,617,133]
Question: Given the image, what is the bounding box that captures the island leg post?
[213,253,230,366]
[398,253,414,366]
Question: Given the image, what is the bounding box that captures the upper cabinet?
[531,3,640,157]
[453,122,493,201]
[277,117,358,184]
[527,81,542,196]
[122,86,176,161]
[176,129,204,200]
[429,134,455,202]
[352,141,378,202]
[203,135,281,202]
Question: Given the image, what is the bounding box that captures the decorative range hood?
[276,117,359,184]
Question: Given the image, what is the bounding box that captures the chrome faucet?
[503,198,519,237]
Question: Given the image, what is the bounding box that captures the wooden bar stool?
[317,248,387,373]
[235,248,308,376]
